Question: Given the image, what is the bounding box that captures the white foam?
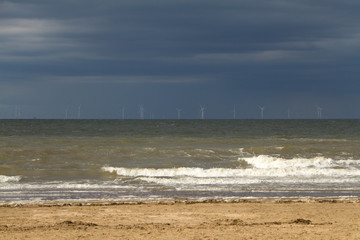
[228,148,245,154]
[103,166,228,177]
[144,147,156,151]
[139,176,360,186]
[241,155,360,169]
[0,175,21,183]
[0,181,137,190]
[102,165,360,179]
[139,177,262,185]
[102,154,360,189]
[195,149,215,154]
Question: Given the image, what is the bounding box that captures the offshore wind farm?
[0,103,338,120]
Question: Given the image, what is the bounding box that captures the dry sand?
[1,199,360,239]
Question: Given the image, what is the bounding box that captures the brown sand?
[1,199,360,240]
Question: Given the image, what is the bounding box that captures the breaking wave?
[102,155,360,178]
[102,166,360,179]
[241,155,360,169]
[0,175,22,183]
[102,155,360,189]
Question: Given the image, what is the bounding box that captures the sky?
[1,0,360,119]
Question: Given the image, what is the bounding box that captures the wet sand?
[1,199,360,239]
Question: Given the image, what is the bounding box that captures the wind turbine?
[149,112,154,120]
[139,105,144,120]
[233,105,236,120]
[200,105,205,120]
[77,105,81,119]
[258,105,265,120]
[287,108,290,120]
[122,107,125,120]
[14,107,19,119]
[316,105,323,119]
[13,106,22,119]
[176,108,182,120]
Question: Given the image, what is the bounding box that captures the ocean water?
[0,119,360,203]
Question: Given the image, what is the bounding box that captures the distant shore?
[1,198,360,240]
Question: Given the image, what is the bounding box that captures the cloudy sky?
[1,0,360,119]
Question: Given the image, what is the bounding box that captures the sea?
[0,119,360,203]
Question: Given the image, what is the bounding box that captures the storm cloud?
[1,0,360,118]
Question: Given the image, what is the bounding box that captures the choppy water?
[1,119,360,202]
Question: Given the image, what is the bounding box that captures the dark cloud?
[0,0,360,118]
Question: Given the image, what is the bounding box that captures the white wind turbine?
[200,105,205,120]
[14,106,20,119]
[287,108,290,119]
[176,108,182,120]
[77,105,81,119]
[139,105,144,120]
[258,105,265,120]
[316,105,323,119]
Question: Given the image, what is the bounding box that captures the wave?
[102,166,245,178]
[240,155,360,169]
[102,164,360,190]
[0,175,21,183]
[101,156,360,189]
[102,159,360,178]
[139,176,360,186]
[0,181,137,190]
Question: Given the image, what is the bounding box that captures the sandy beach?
[0,199,360,239]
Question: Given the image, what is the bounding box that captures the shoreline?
[1,196,360,207]
[1,197,360,239]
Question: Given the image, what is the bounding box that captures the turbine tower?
[77,105,81,120]
[176,108,182,120]
[13,106,22,119]
[122,107,125,120]
[14,107,20,119]
[233,105,236,120]
[200,105,205,120]
[316,106,323,119]
[287,108,290,120]
[149,112,154,120]
[258,105,265,120]
[139,105,144,120]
